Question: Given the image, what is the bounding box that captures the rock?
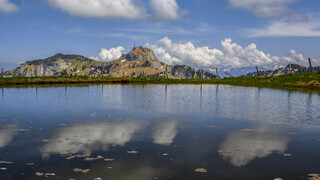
[104,158,115,162]
[195,168,207,173]
[0,161,13,164]
[73,168,90,173]
[283,153,292,157]
[127,150,138,154]
[35,172,44,176]
[45,173,56,177]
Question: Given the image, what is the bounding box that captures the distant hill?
[245,64,320,77]
[4,47,217,79]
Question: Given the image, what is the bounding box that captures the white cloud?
[247,18,320,37]
[95,46,125,61]
[146,37,308,69]
[47,0,145,19]
[0,0,19,14]
[150,0,184,21]
[228,0,296,18]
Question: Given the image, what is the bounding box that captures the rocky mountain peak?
[121,46,158,61]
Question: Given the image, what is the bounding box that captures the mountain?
[245,64,320,77]
[4,47,217,79]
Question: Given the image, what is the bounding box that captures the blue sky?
[1,0,320,70]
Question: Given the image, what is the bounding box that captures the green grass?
[0,72,320,92]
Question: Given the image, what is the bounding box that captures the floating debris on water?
[0,167,7,170]
[104,158,115,162]
[288,132,297,135]
[84,155,104,161]
[26,163,35,166]
[195,168,207,173]
[19,129,30,132]
[45,173,56,177]
[217,150,231,154]
[35,172,44,176]
[69,142,83,146]
[240,129,255,132]
[107,167,113,169]
[127,151,138,154]
[94,178,102,180]
[308,174,320,180]
[206,126,217,128]
[284,153,292,157]
[90,113,97,117]
[73,168,90,173]
[41,139,49,142]
[66,156,76,160]
[162,153,169,156]
[59,124,68,126]
[0,161,13,164]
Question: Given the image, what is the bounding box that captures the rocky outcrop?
[4,47,217,79]
[246,64,320,77]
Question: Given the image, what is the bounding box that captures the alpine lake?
[0,84,320,180]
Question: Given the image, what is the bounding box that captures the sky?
[1,0,320,71]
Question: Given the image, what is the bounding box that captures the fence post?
[256,67,261,76]
[289,63,292,74]
[216,68,220,79]
[225,72,235,77]
[308,58,313,73]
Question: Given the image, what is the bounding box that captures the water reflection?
[40,121,145,158]
[40,119,179,158]
[151,120,178,146]
[219,126,289,167]
[0,124,19,148]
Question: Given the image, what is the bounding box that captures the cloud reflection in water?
[40,121,145,158]
[0,124,19,148]
[40,119,179,158]
[219,126,289,167]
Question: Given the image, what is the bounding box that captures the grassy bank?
[0,72,320,91]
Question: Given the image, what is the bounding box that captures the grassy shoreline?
[0,73,319,92]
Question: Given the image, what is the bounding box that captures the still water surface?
[0,85,320,180]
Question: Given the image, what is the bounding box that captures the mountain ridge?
[4,47,217,79]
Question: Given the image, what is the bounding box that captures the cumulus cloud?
[150,0,184,21]
[247,18,320,37]
[0,0,19,14]
[94,46,125,61]
[47,0,145,19]
[146,37,308,69]
[219,127,289,167]
[228,0,296,18]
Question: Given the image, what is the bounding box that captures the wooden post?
[308,58,313,73]
[216,68,220,79]
[1,68,3,78]
[256,67,261,76]
[225,72,235,78]
[289,63,292,74]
